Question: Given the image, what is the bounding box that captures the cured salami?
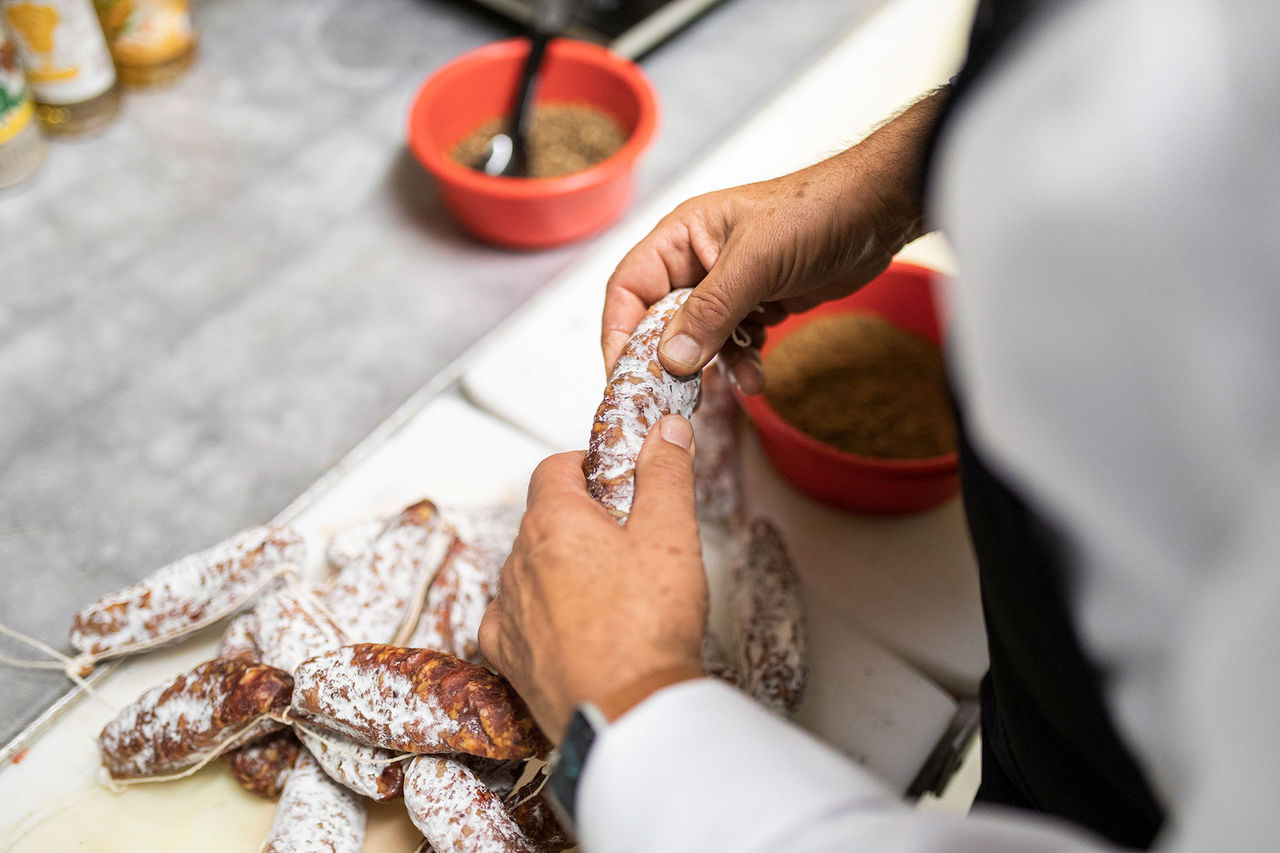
[730,518,807,717]
[216,613,260,662]
[69,526,304,664]
[291,644,548,760]
[222,728,299,800]
[262,750,367,853]
[293,725,406,802]
[508,773,575,853]
[690,363,743,525]
[324,500,454,645]
[699,631,741,688]
[441,504,522,567]
[325,516,385,574]
[404,755,536,853]
[98,657,292,781]
[458,755,527,799]
[408,538,502,663]
[252,584,348,673]
[584,289,702,521]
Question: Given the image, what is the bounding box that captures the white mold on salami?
[290,644,547,761]
[293,724,406,802]
[262,750,367,853]
[252,584,348,674]
[691,361,743,526]
[699,630,741,688]
[585,289,702,522]
[404,755,536,853]
[69,525,305,662]
[291,645,471,757]
[216,613,260,661]
[324,516,386,575]
[324,500,455,646]
[408,538,503,663]
[97,658,292,781]
[440,504,523,567]
[730,518,807,717]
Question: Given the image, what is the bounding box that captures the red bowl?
[408,38,659,249]
[735,261,959,514]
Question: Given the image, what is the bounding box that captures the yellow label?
[7,3,60,53]
[0,97,33,143]
[3,0,116,103]
[25,63,78,82]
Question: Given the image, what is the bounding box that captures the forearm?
[825,85,952,261]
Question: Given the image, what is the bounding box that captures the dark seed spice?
[451,102,628,179]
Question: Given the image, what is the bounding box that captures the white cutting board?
[0,393,553,852]
[0,394,961,851]
[739,427,986,697]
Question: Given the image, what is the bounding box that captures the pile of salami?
[68,292,807,852]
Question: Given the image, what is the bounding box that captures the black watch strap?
[546,703,609,832]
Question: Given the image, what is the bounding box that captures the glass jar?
[2,0,120,136]
[0,20,47,188]
[94,0,195,87]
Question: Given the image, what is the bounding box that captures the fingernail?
[660,334,703,373]
[732,358,765,396]
[659,416,694,449]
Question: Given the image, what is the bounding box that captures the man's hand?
[601,87,949,392]
[479,416,707,741]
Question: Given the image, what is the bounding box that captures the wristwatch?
[546,702,610,833]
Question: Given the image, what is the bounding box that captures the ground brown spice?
[450,102,628,179]
[763,313,957,459]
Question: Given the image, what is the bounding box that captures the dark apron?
[957,420,1164,848]
[929,1,1165,847]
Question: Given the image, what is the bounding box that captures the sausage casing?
[292,643,548,760]
[98,657,292,780]
[584,289,701,522]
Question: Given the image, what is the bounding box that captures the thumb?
[627,416,698,540]
[477,597,505,673]
[658,260,760,375]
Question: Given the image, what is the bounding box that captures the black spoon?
[474,0,579,178]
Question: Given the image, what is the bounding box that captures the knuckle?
[641,450,693,486]
[685,286,740,336]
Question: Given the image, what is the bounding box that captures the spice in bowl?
[449,102,627,179]
[763,313,956,460]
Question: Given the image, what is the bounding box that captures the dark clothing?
[957,423,1165,848]
[932,1,1166,847]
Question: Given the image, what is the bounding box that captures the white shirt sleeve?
[579,678,1111,853]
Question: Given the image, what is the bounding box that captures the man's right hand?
[601,87,950,392]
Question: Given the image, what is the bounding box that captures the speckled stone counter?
[0,0,886,747]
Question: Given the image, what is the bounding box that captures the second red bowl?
[736,261,959,514]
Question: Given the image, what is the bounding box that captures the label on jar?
[0,24,35,143]
[95,0,192,66]
[3,0,116,104]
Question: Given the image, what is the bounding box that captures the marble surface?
[0,0,888,748]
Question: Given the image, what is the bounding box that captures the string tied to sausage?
[0,622,114,710]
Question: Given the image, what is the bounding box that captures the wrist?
[589,662,706,724]
[845,85,953,252]
[546,663,704,833]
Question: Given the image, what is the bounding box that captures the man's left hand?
[479,416,708,741]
